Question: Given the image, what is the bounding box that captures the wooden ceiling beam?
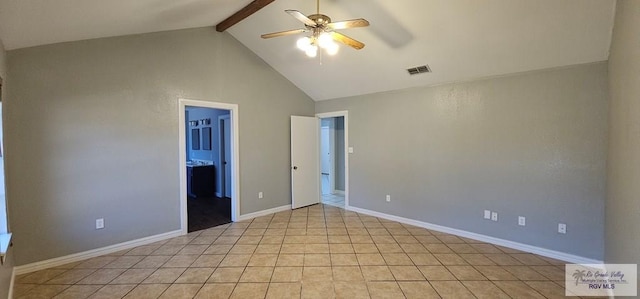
[216,0,275,32]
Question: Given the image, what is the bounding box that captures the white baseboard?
[237,205,291,222]
[14,230,183,275]
[345,205,602,265]
[14,205,293,276]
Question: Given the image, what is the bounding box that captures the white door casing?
[179,99,240,234]
[291,116,320,209]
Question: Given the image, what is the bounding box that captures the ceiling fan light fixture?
[305,45,318,57]
[296,36,312,51]
[317,32,333,49]
[325,42,339,56]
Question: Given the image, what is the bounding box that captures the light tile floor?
[14,204,602,298]
[321,194,344,208]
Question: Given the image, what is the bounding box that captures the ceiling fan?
[261,0,370,57]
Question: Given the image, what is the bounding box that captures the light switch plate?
[518,216,526,226]
[558,223,567,234]
[348,147,354,154]
[96,218,104,230]
[484,210,491,219]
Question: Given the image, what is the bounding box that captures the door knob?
[293,166,298,170]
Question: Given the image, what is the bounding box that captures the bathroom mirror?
[202,127,211,150]
[191,129,200,150]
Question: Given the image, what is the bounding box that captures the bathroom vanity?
[186,164,215,198]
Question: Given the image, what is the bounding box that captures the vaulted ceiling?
[0,0,616,100]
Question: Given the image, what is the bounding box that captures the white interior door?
[291,116,320,209]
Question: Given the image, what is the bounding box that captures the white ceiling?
[0,0,616,101]
[0,0,254,50]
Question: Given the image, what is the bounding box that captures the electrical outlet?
[96,218,104,230]
[491,212,498,222]
[258,192,263,199]
[518,216,526,226]
[385,195,391,202]
[484,210,491,219]
[558,223,567,234]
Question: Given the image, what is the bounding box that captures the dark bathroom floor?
[187,195,232,232]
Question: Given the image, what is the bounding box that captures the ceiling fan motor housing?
[308,14,331,27]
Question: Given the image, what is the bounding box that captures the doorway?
[317,111,348,208]
[179,99,240,234]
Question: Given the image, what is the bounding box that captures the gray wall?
[317,62,608,259]
[5,27,314,265]
[606,0,640,269]
[0,37,14,299]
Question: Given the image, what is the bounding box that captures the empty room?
[0,0,638,298]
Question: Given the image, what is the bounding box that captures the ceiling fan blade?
[330,32,365,50]
[285,10,317,27]
[327,18,370,30]
[261,28,306,39]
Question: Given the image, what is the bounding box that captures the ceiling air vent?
[407,65,431,75]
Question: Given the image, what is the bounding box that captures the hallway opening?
[319,116,346,207]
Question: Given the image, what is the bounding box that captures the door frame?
[178,98,240,234]
[316,111,349,207]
